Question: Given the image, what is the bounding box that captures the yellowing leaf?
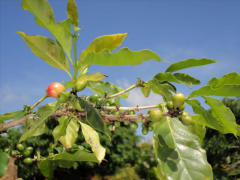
[59,119,80,149]
[17,32,71,77]
[77,72,107,83]
[78,33,128,67]
[79,121,106,164]
[67,0,79,26]
[22,0,72,61]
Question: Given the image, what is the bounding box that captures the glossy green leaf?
[165,58,218,73]
[57,18,71,33]
[19,102,60,142]
[187,85,240,99]
[79,47,162,66]
[52,116,69,143]
[153,116,213,180]
[156,163,167,180]
[186,99,237,136]
[79,121,106,164]
[64,81,74,89]
[154,72,200,89]
[0,152,9,178]
[148,78,173,102]
[87,81,129,104]
[67,0,79,26]
[52,149,98,163]
[0,110,24,123]
[140,83,151,97]
[17,32,71,76]
[189,122,206,144]
[207,72,240,88]
[78,98,106,134]
[56,160,74,169]
[77,72,107,82]
[203,96,237,136]
[59,119,80,149]
[22,0,72,60]
[37,160,57,180]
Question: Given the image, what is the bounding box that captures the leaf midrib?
[166,117,193,180]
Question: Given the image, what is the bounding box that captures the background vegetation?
[3,98,239,180]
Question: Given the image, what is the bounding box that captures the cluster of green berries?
[13,144,34,165]
[141,121,154,135]
[167,93,193,126]
[107,110,139,131]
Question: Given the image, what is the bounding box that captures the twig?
[102,78,145,101]
[102,104,160,111]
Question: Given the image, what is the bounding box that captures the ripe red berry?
[47,82,65,98]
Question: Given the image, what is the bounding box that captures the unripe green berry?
[173,93,185,108]
[166,101,174,110]
[23,158,32,165]
[114,121,121,128]
[17,144,24,152]
[149,109,162,123]
[130,122,138,129]
[142,127,148,135]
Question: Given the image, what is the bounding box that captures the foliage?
[5,119,154,179]
[0,0,240,179]
[203,98,240,180]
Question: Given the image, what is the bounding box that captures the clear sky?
[0,0,240,140]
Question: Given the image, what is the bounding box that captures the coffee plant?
[0,0,240,179]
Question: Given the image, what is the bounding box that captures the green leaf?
[165,58,218,73]
[0,110,24,123]
[140,83,151,97]
[64,81,74,89]
[156,163,167,180]
[59,118,80,149]
[17,32,71,76]
[79,47,162,66]
[153,116,213,180]
[77,72,107,82]
[52,149,98,163]
[19,102,60,142]
[87,81,129,104]
[154,72,200,89]
[186,99,237,136]
[81,66,89,75]
[21,0,72,61]
[203,96,237,136]
[57,18,71,33]
[189,122,206,144]
[79,121,106,164]
[148,78,173,102]
[207,72,240,88]
[67,0,79,27]
[13,110,25,120]
[237,125,240,137]
[56,160,74,169]
[52,116,69,143]
[78,98,106,134]
[0,152,9,178]
[187,85,240,99]
[37,160,57,180]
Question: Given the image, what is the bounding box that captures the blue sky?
[0,0,240,140]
